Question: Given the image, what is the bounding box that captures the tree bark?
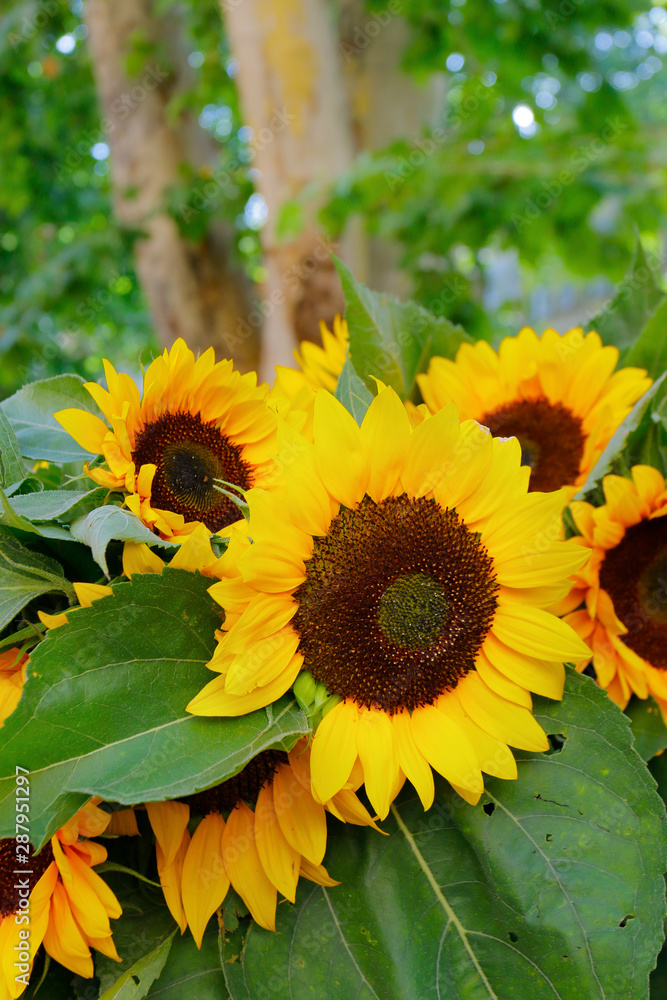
[222,0,444,378]
[86,0,259,371]
[222,0,358,378]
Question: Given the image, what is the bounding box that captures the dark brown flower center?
[0,840,54,917]
[599,514,667,667]
[292,495,499,713]
[131,411,253,532]
[480,398,585,492]
[182,750,288,816]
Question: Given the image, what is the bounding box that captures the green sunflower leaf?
[0,568,309,850]
[221,670,666,1000]
[69,505,178,575]
[98,930,176,1000]
[7,487,111,524]
[624,298,667,380]
[574,371,667,499]
[626,696,667,761]
[586,238,665,352]
[0,533,75,631]
[334,353,374,424]
[0,374,104,464]
[0,407,27,488]
[334,256,469,399]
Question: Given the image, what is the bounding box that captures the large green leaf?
[1,374,104,463]
[574,373,667,499]
[222,670,666,1000]
[0,533,75,631]
[334,354,373,424]
[69,506,178,575]
[587,240,665,352]
[0,408,27,487]
[335,257,469,399]
[624,298,667,380]
[0,569,309,849]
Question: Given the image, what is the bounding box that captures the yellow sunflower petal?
[53,409,109,454]
[457,672,549,752]
[273,761,327,865]
[146,801,190,868]
[299,857,340,887]
[392,710,435,811]
[401,402,459,497]
[493,604,591,662]
[310,700,359,804]
[122,542,165,578]
[255,782,300,902]
[313,390,368,507]
[361,386,411,503]
[410,704,483,795]
[187,654,301,716]
[356,707,400,820]
[181,813,229,948]
[222,803,277,932]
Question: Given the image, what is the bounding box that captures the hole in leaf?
[483,802,495,816]
[545,733,567,755]
[509,932,518,943]
[545,833,553,842]
[132,976,140,985]
[619,914,635,928]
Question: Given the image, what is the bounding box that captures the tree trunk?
[339,1,447,297]
[222,0,358,378]
[86,0,259,372]
[222,0,444,378]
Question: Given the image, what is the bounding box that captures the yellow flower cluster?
[4,323,661,992]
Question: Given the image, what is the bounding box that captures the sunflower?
[270,317,348,434]
[0,650,28,726]
[0,802,121,998]
[417,328,651,494]
[54,339,277,541]
[145,739,378,940]
[557,465,667,712]
[188,387,590,816]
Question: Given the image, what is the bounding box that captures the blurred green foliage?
[0,0,665,395]
[0,0,259,398]
[326,0,667,339]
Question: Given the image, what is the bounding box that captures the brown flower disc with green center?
[599,515,667,667]
[292,495,499,714]
[182,750,288,816]
[479,398,586,492]
[131,411,253,532]
[0,840,53,917]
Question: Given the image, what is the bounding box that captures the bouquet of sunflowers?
[0,251,666,1000]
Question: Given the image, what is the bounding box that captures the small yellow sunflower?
[55,339,277,541]
[270,317,348,433]
[0,650,28,726]
[0,802,121,998]
[417,328,651,493]
[557,465,667,712]
[145,739,378,939]
[188,387,590,817]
